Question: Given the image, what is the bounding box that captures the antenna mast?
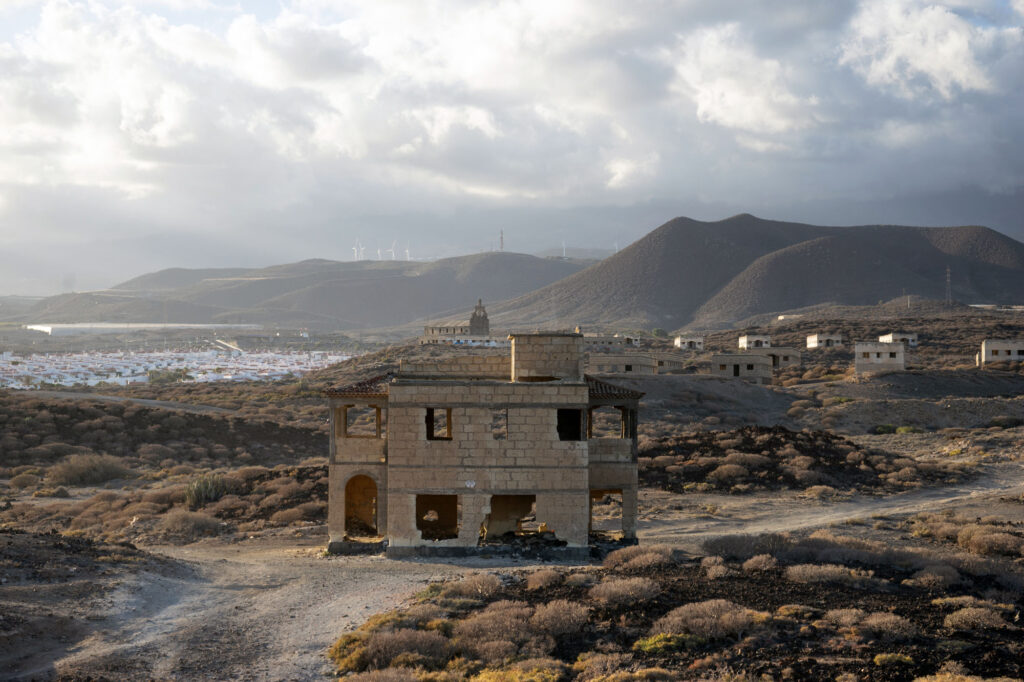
[945,266,952,306]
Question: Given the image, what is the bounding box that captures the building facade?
[326,332,643,558]
[977,339,1024,366]
[854,342,906,374]
[673,336,705,351]
[710,354,773,383]
[806,333,843,349]
[738,335,771,349]
[879,332,918,348]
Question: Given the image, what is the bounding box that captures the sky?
[1,0,1023,295]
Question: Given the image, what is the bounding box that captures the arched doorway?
[344,475,378,536]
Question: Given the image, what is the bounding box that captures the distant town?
[0,349,349,388]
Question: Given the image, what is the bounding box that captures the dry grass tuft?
[525,569,561,590]
[529,599,589,635]
[943,607,1011,631]
[48,454,129,486]
[603,544,674,570]
[741,554,777,573]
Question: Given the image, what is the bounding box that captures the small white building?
[854,342,905,374]
[879,332,918,348]
[738,334,770,349]
[587,354,657,375]
[710,354,773,384]
[746,347,802,369]
[807,333,843,349]
[977,339,1024,366]
[673,335,704,351]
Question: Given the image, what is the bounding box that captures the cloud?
[840,0,1012,99]
[0,0,1022,294]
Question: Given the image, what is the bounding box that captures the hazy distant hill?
[486,215,1024,330]
[23,253,587,329]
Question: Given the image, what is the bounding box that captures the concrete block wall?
[327,462,387,544]
[384,380,592,548]
[511,333,585,381]
[400,355,511,378]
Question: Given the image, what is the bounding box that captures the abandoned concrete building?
[326,332,643,558]
[977,339,1024,366]
[710,353,773,384]
[806,333,843,349]
[746,347,801,370]
[879,332,918,348]
[738,334,770,349]
[674,335,705,351]
[854,342,906,374]
[420,300,509,347]
[587,353,687,375]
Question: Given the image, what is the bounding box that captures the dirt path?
[639,460,1024,551]
[26,389,230,414]
[50,538,472,681]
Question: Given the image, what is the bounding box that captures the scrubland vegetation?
[325,529,1023,681]
[639,426,963,495]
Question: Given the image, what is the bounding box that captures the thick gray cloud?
[0,0,1022,295]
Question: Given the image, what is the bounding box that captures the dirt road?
[46,538,473,681]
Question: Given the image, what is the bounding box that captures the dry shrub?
[723,452,770,468]
[651,599,759,640]
[158,509,221,540]
[707,464,748,484]
[344,670,419,682]
[444,573,502,598]
[903,564,961,589]
[623,552,674,570]
[943,607,1010,630]
[860,612,918,640]
[912,674,1020,682]
[9,473,40,489]
[526,569,562,590]
[742,554,777,573]
[603,544,673,570]
[702,533,791,560]
[456,602,536,647]
[564,573,594,588]
[957,525,1024,556]
[589,577,660,606]
[270,507,305,525]
[48,454,129,486]
[363,628,449,669]
[705,565,730,580]
[784,564,878,587]
[142,486,185,506]
[573,653,633,681]
[474,640,518,664]
[801,485,837,499]
[529,600,589,635]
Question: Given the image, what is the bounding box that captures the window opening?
[425,407,452,440]
[415,494,459,540]
[342,404,381,438]
[344,475,378,537]
[588,405,625,438]
[556,408,584,441]
[589,489,623,539]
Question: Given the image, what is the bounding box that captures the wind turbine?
[377,245,382,260]
[352,242,359,260]
[358,241,365,260]
[385,240,397,260]
[405,242,411,261]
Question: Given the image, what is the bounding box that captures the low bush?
[650,599,760,640]
[741,554,777,573]
[860,612,918,640]
[529,600,589,635]
[47,454,128,486]
[158,509,221,540]
[784,564,879,588]
[603,544,673,570]
[444,573,502,598]
[526,569,561,590]
[363,628,449,670]
[589,577,661,606]
[874,653,913,666]
[9,473,40,489]
[943,607,1010,630]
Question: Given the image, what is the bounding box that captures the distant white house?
[976,339,1024,366]
[738,334,770,349]
[710,354,773,384]
[673,335,704,351]
[854,342,905,374]
[879,332,918,348]
[806,333,843,349]
[587,352,687,375]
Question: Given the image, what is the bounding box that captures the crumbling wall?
[511,333,585,381]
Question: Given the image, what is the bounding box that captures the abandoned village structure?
[325,331,642,558]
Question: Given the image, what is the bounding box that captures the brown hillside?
[488,215,1024,330]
